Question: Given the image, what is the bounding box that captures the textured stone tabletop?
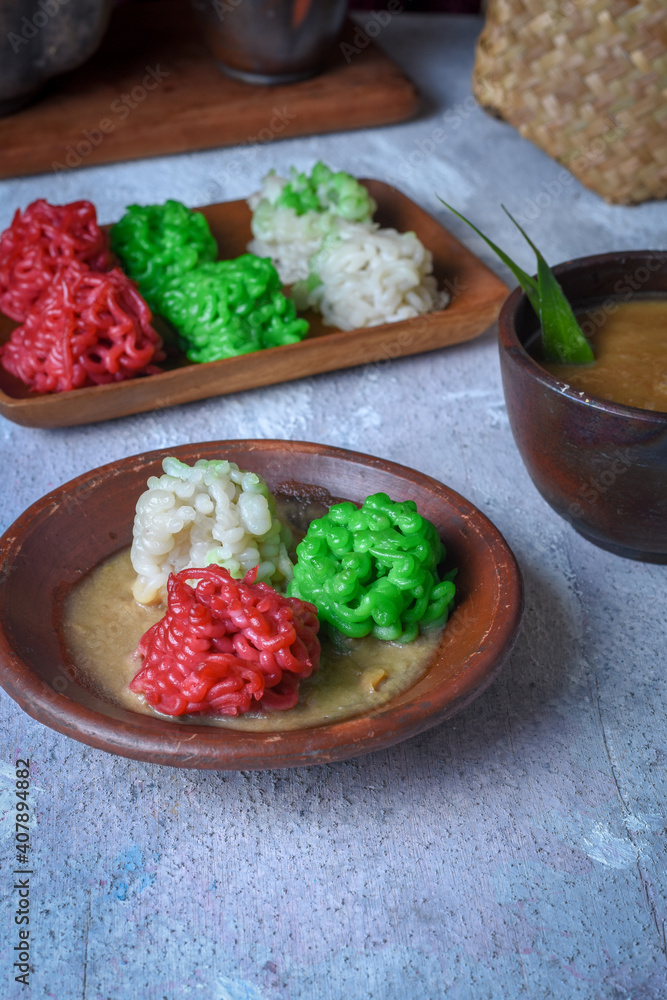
[1,14,667,1000]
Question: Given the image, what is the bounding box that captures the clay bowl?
[0,0,114,116]
[498,251,667,562]
[0,440,523,769]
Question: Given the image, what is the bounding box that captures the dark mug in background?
[191,0,349,84]
[0,0,114,116]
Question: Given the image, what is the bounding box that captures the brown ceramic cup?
[498,251,667,563]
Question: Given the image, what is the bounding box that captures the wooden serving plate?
[0,1,419,179]
[0,440,523,770]
[0,181,509,428]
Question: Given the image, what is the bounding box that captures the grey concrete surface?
[1,14,666,1000]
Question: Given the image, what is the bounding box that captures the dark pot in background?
[498,251,667,563]
[191,0,349,85]
[0,0,114,116]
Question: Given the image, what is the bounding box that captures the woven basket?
[472,0,667,204]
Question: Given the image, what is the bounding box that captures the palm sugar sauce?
[62,487,443,731]
[531,297,667,412]
[62,550,439,731]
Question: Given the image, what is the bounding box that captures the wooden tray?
[0,0,419,179]
[0,180,509,428]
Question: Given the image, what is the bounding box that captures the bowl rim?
[0,439,524,770]
[498,249,667,422]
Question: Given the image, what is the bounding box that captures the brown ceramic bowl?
[0,440,523,769]
[498,251,667,562]
[0,0,114,116]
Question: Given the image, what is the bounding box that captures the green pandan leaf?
[439,198,594,365]
[500,204,541,256]
[501,206,594,365]
[536,256,595,364]
[438,197,540,313]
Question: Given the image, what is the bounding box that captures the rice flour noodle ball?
[131,457,294,605]
[0,261,163,393]
[0,198,111,322]
[247,162,377,285]
[296,221,447,331]
[110,200,217,313]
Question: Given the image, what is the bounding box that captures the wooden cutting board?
[0,0,420,179]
